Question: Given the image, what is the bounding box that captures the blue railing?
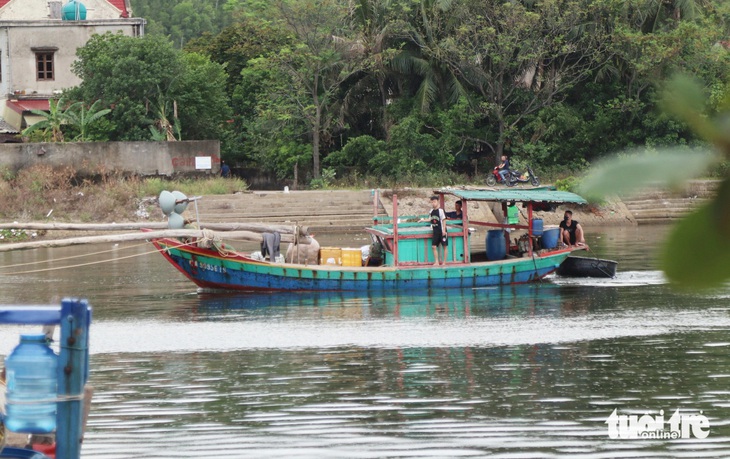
[0,299,92,459]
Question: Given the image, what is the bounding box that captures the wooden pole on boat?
[502,202,510,257]
[392,194,398,267]
[462,199,470,263]
[0,222,309,236]
[0,229,310,252]
[527,202,534,256]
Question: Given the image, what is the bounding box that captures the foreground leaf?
[661,75,727,149]
[661,192,730,290]
[578,149,717,201]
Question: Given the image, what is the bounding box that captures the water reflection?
[194,284,568,319]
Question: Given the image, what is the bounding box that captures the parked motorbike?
[486,165,540,187]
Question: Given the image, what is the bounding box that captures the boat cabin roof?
[436,188,587,205]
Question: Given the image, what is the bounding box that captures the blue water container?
[4,334,58,434]
[541,227,560,249]
[486,229,506,261]
[531,218,544,236]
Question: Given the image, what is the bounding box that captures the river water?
[1,225,729,458]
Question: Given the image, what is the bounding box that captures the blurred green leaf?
[578,149,718,201]
[661,75,728,150]
[661,191,730,290]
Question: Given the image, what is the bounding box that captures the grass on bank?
[0,164,248,223]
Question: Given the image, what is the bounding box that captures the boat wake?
[548,270,666,287]
[0,306,721,354]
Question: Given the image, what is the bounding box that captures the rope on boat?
[197,228,238,258]
[531,251,543,282]
[3,239,200,275]
[0,241,151,271]
[586,246,616,278]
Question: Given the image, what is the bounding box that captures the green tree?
[248,0,367,179]
[442,0,608,164]
[175,52,231,140]
[69,33,229,142]
[169,0,216,49]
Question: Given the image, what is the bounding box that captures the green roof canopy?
[437,188,588,205]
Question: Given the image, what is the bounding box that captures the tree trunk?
[312,77,321,179]
[312,121,321,179]
[378,75,392,140]
[495,117,505,165]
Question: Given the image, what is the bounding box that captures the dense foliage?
[68,0,730,186]
[68,33,230,142]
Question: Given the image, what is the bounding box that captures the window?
[36,52,54,81]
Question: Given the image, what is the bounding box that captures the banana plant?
[21,97,80,142]
[64,100,112,142]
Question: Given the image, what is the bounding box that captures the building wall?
[0,20,144,98]
[0,140,222,176]
[0,0,123,21]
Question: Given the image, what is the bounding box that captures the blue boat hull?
[153,238,576,292]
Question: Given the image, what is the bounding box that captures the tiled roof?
[6,99,51,114]
[105,0,129,17]
[0,117,19,134]
[0,1,129,17]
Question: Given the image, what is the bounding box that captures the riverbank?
[0,180,719,242]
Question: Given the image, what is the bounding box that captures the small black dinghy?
[556,256,618,278]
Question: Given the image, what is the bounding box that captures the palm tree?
[390,0,466,114]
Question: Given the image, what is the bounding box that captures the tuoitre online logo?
[605,409,710,440]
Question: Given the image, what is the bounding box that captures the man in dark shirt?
[220,160,231,178]
[445,200,462,220]
[559,210,586,247]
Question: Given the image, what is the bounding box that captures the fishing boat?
[150,188,589,292]
[556,255,618,278]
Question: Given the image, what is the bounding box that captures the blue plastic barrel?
[486,229,506,261]
[4,334,58,434]
[541,227,560,249]
[531,218,543,236]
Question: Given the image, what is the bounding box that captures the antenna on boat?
[159,190,202,228]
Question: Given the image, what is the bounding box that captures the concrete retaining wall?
[0,140,221,176]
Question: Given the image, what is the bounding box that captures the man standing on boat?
[422,196,448,265]
[559,210,586,247]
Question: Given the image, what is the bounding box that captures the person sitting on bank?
[445,200,462,220]
[498,155,510,182]
[559,210,587,247]
[420,196,448,265]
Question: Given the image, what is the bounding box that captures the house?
[0,0,145,136]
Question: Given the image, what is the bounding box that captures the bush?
[554,176,580,193]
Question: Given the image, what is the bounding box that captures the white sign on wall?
[195,156,212,170]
